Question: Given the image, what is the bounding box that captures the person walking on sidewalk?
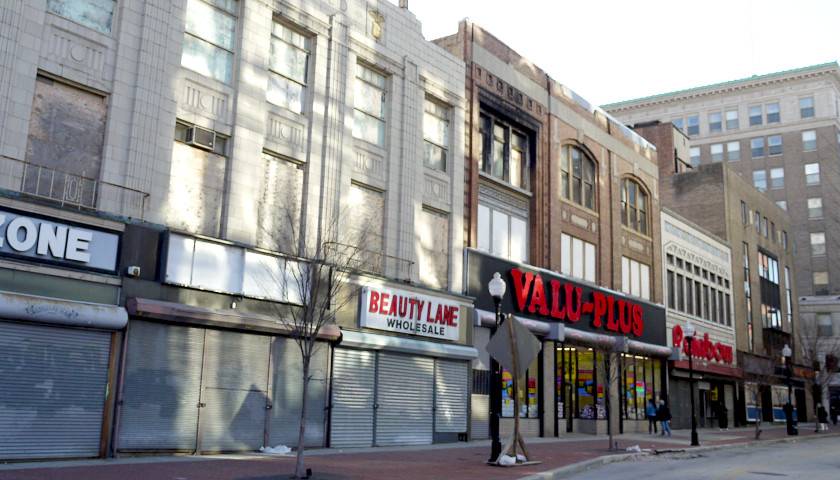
[657,399,672,437]
[646,399,658,434]
[817,403,829,432]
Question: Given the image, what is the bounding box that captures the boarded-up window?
[167,138,226,237]
[24,76,107,207]
[257,151,304,254]
[345,183,384,273]
[417,208,449,289]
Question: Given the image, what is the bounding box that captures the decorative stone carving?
[267,115,306,153]
[43,25,106,80]
[368,9,384,41]
[354,149,385,181]
[424,175,450,205]
[182,79,228,120]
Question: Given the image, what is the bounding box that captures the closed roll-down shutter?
[434,359,469,433]
[470,394,489,439]
[0,321,110,459]
[118,321,204,451]
[199,330,270,453]
[330,348,375,448]
[376,352,434,446]
[270,339,329,448]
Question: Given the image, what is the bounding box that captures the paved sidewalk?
[0,424,834,480]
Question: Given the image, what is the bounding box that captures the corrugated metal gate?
[375,353,434,445]
[329,348,376,448]
[0,321,111,459]
[434,359,469,433]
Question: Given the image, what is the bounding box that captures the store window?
[47,0,116,33]
[620,354,662,420]
[560,146,597,210]
[267,22,309,113]
[353,63,387,146]
[501,355,539,418]
[560,233,596,282]
[480,113,531,190]
[181,0,237,84]
[620,178,649,235]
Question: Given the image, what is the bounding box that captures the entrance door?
[198,330,270,453]
[329,348,376,447]
[375,352,434,446]
[795,388,807,423]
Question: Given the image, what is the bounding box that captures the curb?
[519,432,840,479]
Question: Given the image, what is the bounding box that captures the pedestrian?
[817,403,829,432]
[657,399,672,437]
[830,402,838,426]
[718,403,728,431]
[646,399,658,434]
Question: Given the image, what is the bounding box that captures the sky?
[399,0,840,106]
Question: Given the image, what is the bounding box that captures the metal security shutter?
[330,348,375,448]
[0,321,110,459]
[269,339,329,448]
[470,394,489,439]
[434,359,469,433]
[375,352,434,446]
[199,330,270,452]
[118,320,204,451]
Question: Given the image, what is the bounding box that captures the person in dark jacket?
[817,403,829,432]
[718,403,729,430]
[646,399,658,434]
[830,402,838,425]
[657,399,672,437]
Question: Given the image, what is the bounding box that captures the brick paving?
[0,425,833,480]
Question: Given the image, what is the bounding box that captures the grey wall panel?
[330,348,375,448]
[0,321,110,459]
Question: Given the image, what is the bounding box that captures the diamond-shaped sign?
[486,315,542,378]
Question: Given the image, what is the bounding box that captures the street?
[569,435,840,480]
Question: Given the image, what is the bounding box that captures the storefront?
[465,249,669,438]
[115,231,339,454]
[329,284,476,447]
[0,207,125,460]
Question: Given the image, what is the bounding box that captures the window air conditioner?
[186,125,215,151]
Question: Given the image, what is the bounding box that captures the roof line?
[602,61,840,110]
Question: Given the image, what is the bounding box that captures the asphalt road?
[568,435,840,480]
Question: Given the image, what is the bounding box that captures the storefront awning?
[339,329,479,360]
[0,289,127,330]
[475,309,564,340]
[126,297,341,340]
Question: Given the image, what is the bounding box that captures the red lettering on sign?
[549,279,566,320]
[564,284,583,323]
[369,290,380,313]
[511,268,534,312]
[379,293,390,314]
[632,305,643,337]
[592,291,606,328]
[606,295,617,332]
[672,324,733,365]
[528,275,550,316]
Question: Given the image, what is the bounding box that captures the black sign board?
[466,249,667,346]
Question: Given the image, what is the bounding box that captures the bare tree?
[797,319,840,424]
[743,359,778,440]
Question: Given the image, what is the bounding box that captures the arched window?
[560,145,596,210]
[621,178,649,234]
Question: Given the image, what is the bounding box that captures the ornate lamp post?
[685,320,700,446]
[487,272,506,462]
[782,344,797,436]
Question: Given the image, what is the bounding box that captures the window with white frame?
[267,22,309,113]
[800,97,815,118]
[750,137,764,158]
[708,112,722,133]
[802,130,817,151]
[811,232,826,256]
[686,115,699,136]
[346,182,385,272]
[808,197,823,219]
[727,141,740,161]
[752,170,767,191]
[725,109,739,130]
[353,63,387,146]
[776,200,787,211]
[560,233,596,282]
[672,118,684,133]
[689,146,700,167]
[805,163,820,185]
[766,102,780,123]
[560,145,597,210]
[47,0,116,33]
[710,143,723,162]
[749,105,762,126]
[768,135,782,155]
[620,178,649,235]
[814,272,829,293]
[817,313,834,337]
[480,113,531,190]
[621,257,650,300]
[477,203,527,263]
[181,0,237,84]
[417,207,450,289]
[423,97,450,172]
[769,168,784,189]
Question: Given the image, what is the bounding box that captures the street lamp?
[782,343,798,436]
[487,272,506,462]
[685,320,700,446]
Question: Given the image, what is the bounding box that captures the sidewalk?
[0,424,835,480]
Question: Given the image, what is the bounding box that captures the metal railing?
[1,157,149,220]
[323,241,414,283]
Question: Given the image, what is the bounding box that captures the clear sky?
[401,0,840,106]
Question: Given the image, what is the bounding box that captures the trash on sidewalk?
[625,445,642,453]
[258,444,292,455]
[516,454,527,462]
[498,454,516,466]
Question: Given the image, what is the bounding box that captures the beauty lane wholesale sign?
[359,286,461,341]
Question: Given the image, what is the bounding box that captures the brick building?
[0,0,472,459]
[632,122,807,424]
[435,21,669,440]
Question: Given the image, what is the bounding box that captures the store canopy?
[0,289,127,330]
[339,329,479,360]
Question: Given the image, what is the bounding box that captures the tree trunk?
[294,356,310,479]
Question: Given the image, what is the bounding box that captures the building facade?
[632,122,806,424]
[0,0,471,459]
[434,21,670,440]
[661,209,739,430]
